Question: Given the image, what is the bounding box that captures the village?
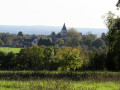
[10,23,67,48]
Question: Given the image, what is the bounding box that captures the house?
[31,39,38,46]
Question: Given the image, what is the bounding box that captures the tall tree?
[105,11,120,70]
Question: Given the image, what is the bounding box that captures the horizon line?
[0,24,107,29]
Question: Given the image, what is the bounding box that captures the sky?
[0,0,119,28]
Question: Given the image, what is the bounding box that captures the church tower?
[61,23,67,39]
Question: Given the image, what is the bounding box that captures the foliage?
[0,51,6,68]
[55,39,64,46]
[0,29,109,53]
[17,31,23,36]
[82,33,97,47]
[92,39,106,49]
[88,51,107,70]
[2,52,17,70]
[0,51,17,70]
[65,28,82,46]
[50,32,56,42]
[17,45,45,70]
[0,46,84,71]
[38,38,52,46]
[60,47,84,71]
[43,46,55,70]
[0,39,4,46]
[105,11,120,70]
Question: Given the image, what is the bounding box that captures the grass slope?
[0,47,21,53]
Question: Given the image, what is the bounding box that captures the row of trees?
[0,44,115,71]
[0,46,86,71]
[0,45,117,71]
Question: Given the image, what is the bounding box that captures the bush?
[88,51,107,70]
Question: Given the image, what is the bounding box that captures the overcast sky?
[0,0,119,28]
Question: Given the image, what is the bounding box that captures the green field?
[0,79,119,90]
[0,47,21,53]
[0,71,119,89]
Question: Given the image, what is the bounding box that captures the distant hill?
[0,25,108,36]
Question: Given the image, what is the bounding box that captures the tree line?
[0,45,112,71]
[0,46,85,71]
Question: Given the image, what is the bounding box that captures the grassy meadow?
[0,47,21,53]
[0,71,119,89]
[0,79,120,90]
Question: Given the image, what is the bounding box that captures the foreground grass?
[0,79,120,90]
[0,71,119,89]
[0,47,21,53]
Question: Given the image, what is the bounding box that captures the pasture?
[0,47,21,53]
[0,71,119,89]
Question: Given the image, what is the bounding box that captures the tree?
[17,31,23,36]
[56,32,62,38]
[0,51,6,69]
[43,46,55,70]
[50,32,56,42]
[65,28,82,46]
[38,38,52,46]
[2,52,17,70]
[82,33,97,48]
[57,46,84,71]
[85,33,97,41]
[104,11,120,70]
[88,51,107,70]
[5,38,12,47]
[55,39,64,46]
[17,46,45,70]
[0,39,4,46]
[92,39,106,49]
[101,33,106,40]
[116,0,120,7]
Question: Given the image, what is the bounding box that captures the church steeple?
[61,23,67,39]
[62,23,67,30]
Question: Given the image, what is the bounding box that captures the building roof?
[62,23,67,30]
